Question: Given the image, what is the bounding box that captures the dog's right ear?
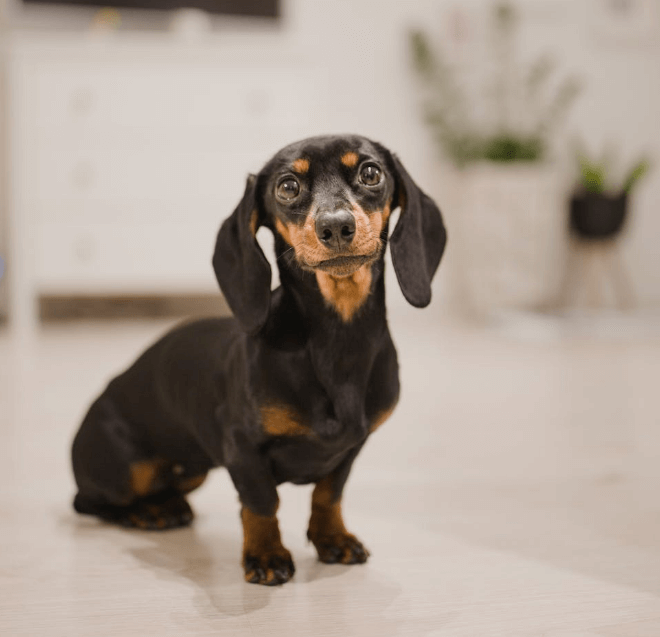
[388,153,447,308]
[212,174,272,334]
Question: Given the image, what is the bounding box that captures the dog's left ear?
[388,153,447,308]
[212,174,272,334]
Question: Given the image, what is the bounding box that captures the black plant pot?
[570,193,628,240]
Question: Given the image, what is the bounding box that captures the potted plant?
[570,151,650,240]
[410,3,582,315]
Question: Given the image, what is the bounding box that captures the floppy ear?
[389,154,447,308]
[212,175,272,334]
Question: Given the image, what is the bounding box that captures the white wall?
[0,12,9,317]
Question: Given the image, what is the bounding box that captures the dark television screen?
[23,0,279,17]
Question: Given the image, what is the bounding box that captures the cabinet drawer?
[35,221,220,294]
[30,62,325,134]
[28,144,252,222]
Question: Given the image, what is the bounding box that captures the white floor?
[1,311,660,636]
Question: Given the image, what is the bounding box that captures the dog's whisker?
[276,246,296,262]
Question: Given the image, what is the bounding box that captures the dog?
[71,134,447,586]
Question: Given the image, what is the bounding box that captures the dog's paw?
[310,532,370,565]
[119,493,194,530]
[243,549,295,586]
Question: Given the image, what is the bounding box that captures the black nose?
[315,209,356,249]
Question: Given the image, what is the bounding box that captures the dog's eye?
[359,164,382,187]
[276,178,300,201]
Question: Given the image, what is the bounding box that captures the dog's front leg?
[307,444,370,565]
[225,430,294,586]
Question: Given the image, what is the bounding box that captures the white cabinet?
[7,32,329,331]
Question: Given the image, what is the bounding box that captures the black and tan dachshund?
[71,134,447,586]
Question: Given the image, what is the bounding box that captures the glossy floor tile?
[1,311,660,636]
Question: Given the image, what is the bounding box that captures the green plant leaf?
[409,5,580,167]
[621,158,651,194]
[578,154,607,194]
[409,30,435,80]
[483,135,542,162]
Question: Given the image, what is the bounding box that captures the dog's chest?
[257,373,396,485]
[255,374,367,484]
[255,344,379,440]
[252,329,399,483]
[264,424,362,485]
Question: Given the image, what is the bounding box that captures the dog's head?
[213,135,447,333]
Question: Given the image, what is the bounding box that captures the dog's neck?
[313,266,374,322]
[279,255,388,433]
[277,255,387,330]
[260,246,390,435]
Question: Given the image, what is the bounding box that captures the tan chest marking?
[315,265,373,322]
[260,405,308,436]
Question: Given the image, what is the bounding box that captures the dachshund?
[71,134,447,585]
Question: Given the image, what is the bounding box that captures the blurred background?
[0,0,658,329]
[1,1,660,634]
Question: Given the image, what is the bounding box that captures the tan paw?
[311,532,369,564]
[243,549,295,586]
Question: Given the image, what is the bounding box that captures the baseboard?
[39,294,230,322]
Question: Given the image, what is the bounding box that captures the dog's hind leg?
[71,396,197,530]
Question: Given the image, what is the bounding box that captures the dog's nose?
[315,209,356,249]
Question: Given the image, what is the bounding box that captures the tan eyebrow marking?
[341,152,359,168]
[292,158,310,173]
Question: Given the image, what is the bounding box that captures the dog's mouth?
[314,252,378,277]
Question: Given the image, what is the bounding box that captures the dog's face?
[259,136,396,277]
[213,135,447,334]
